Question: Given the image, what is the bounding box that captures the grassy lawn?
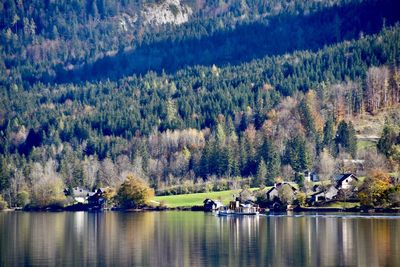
[153,188,262,208]
[357,139,376,151]
[323,201,360,209]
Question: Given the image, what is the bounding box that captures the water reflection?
[0,212,399,266]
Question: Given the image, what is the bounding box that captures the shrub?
[31,176,66,208]
[16,191,30,207]
[0,195,8,210]
[295,192,307,207]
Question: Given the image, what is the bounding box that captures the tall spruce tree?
[377,124,398,156]
[259,137,280,184]
[239,134,249,176]
[282,135,311,173]
[335,120,357,158]
[255,159,267,187]
[323,117,335,148]
[298,99,316,138]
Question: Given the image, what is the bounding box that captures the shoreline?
[2,206,400,213]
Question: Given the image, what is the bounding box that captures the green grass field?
[357,139,376,151]
[153,188,261,208]
[323,201,360,209]
[153,187,362,208]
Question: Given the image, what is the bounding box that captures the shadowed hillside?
[56,0,400,82]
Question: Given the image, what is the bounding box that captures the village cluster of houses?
[204,173,360,211]
[267,173,359,203]
[63,173,362,212]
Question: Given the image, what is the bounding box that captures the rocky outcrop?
[142,0,192,26]
[117,0,192,32]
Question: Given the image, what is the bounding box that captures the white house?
[334,173,359,190]
[310,185,339,202]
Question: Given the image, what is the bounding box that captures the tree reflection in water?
[0,212,400,266]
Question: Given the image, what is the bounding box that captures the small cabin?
[203,199,224,212]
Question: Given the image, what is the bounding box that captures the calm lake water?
[1,211,400,267]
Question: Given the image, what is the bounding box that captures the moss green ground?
[153,188,261,208]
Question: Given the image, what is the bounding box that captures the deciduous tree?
[358,169,391,208]
[116,174,154,209]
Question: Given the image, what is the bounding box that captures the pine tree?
[298,99,316,137]
[335,120,357,158]
[299,141,311,172]
[323,116,335,148]
[255,159,267,187]
[0,156,10,192]
[347,122,357,158]
[283,135,311,172]
[228,131,240,177]
[216,147,228,176]
[239,134,249,176]
[199,140,211,178]
[266,145,280,184]
[378,124,398,156]
[215,124,227,176]
[216,123,226,145]
[258,137,280,184]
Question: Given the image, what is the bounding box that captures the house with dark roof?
[87,188,107,209]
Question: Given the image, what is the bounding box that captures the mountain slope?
[0,0,400,204]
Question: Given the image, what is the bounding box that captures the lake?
[1,211,400,266]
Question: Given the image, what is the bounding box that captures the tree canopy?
[116,174,154,208]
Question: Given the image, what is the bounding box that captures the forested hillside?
[0,0,400,206]
[2,0,399,83]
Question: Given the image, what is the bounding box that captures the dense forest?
[0,0,400,207]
